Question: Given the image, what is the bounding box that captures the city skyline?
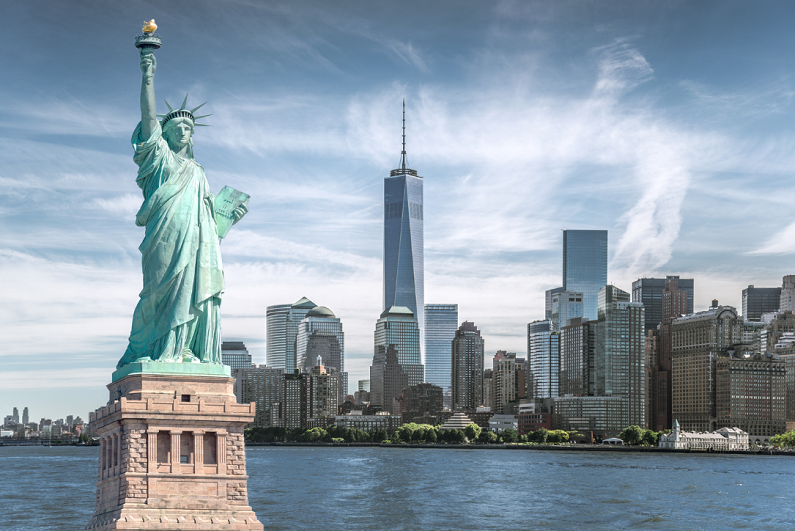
[5,1,795,418]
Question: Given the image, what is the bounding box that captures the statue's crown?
[158,95,211,127]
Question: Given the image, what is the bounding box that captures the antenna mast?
[401,99,407,171]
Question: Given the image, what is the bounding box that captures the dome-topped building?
[306,306,335,318]
[296,305,347,404]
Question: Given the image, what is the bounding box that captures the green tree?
[619,425,644,445]
[771,430,795,447]
[371,429,389,443]
[546,430,570,444]
[478,430,498,444]
[501,428,518,443]
[641,429,659,446]
[464,423,481,442]
[529,428,548,444]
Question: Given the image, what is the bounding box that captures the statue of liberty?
[116,43,248,370]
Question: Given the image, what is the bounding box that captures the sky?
[3,0,795,421]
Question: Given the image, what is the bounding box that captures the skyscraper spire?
[391,99,417,177]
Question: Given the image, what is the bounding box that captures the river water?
[2,445,794,530]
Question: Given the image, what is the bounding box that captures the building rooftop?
[307,306,335,318]
[380,306,415,318]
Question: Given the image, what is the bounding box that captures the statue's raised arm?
[139,49,158,140]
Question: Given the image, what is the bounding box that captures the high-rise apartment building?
[370,306,423,408]
[527,320,560,399]
[384,104,424,359]
[295,305,347,403]
[492,351,525,414]
[424,304,458,401]
[482,369,494,412]
[780,275,795,313]
[451,321,484,412]
[221,341,253,370]
[550,291,583,331]
[266,297,317,371]
[716,352,786,440]
[631,276,694,333]
[742,285,781,322]
[559,317,597,397]
[233,365,284,427]
[280,362,338,430]
[562,230,607,321]
[370,345,409,414]
[671,304,744,433]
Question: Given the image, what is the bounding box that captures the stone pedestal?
[84,367,263,530]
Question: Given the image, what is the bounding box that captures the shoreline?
[245,441,790,456]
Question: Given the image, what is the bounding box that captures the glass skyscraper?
[384,105,424,360]
[370,306,424,408]
[631,276,694,332]
[563,229,607,321]
[266,296,317,371]
[527,320,560,399]
[221,341,253,370]
[550,290,583,331]
[295,305,347,403]
[424,304,458,399]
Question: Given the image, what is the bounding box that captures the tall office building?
[653,277,689,430]
[383,103,424,360]
[742,285,781,321]
[781,275,795,313]
[562,230,607,321]
[482,369,494,412]
[545,287,564,321]
[451,321,484,412]
[527,320,560,399]
[358,379,370,392]
[266,297,317,371]
[631,276,694,332]
[559,317,597,397]
[671,304,744,432]
[221,341,253,370]
[370,306,423,408]
[295,305,347,403]
[424,304,458,401]
[550,291,583,331]
[12,407,19,424]
[22,407,28,425]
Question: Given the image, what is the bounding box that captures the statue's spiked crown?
[158,95,211,127]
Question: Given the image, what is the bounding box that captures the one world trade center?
[383,101,424,358]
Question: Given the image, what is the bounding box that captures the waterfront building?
[644,329,660,431]
[266,296,318,371]
[550,291,583,332]
[489,414,519,433]
[781,275,795,313]
[440,411,474,430]
[596,285,646,429]
[221,341,253,370]
[370,306,423,409]
[743,285,781,322]
[527,320,560,399]
[517,403,551,435]
[658,420,749,450]
[562,229,607,321]
[451,321,484,412]
[552,396,629,437]
[559,317,597,396]
[384,105,424,358]
[334,412,401,434]
[671,303,744,433]
[482,369,494,411]
[716,351,787,443]
[280,361,339,430]
[295,305,347,404]
[424,304,458,404]
[233,365,284,427]
[631,276,695,333]
[492,351,525,414]
[545,287,564,320]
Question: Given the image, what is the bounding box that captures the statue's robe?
[118,122,224,367]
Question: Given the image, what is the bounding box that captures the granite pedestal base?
[84,370,263,530]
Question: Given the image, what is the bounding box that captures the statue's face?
[165,117,193,148]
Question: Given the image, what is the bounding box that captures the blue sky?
[3,1,795,420]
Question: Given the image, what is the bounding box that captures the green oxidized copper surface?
[114,30,249,382]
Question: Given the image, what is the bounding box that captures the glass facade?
[545,287,563,321]
[742,285,781,322]
[384,172,424,360]
[551,291,583,331]
[562,230,607,321]
[221,341,252,370]
[266,297,317,371]
[424,304,458,396]
[631,276,694,332]
[295,306,347,403]
[370,306,423,408]
[527,320,560,399]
